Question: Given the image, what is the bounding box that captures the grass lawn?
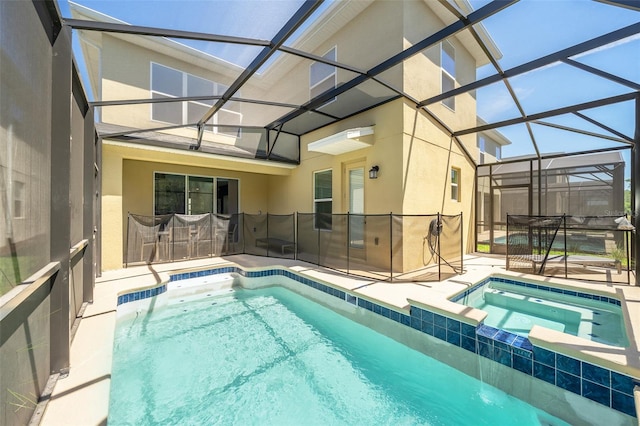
[0,256,37,297]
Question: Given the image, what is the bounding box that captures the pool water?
[493,234,605,254]
[463,282,628,347]
[108,286,568,425]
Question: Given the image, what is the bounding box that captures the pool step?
[167,273,236,302]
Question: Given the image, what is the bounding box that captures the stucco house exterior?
[71,0,500,272]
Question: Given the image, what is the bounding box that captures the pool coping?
[39,255,640,425]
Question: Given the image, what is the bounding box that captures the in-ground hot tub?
[452,276,628,348]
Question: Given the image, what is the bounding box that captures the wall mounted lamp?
[369,165,379,179]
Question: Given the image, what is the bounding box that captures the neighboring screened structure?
[505,214,632,284]
[477,151,626,254]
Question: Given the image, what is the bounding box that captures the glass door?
[348,167,365,250]
[188,176,214,214]
[217,178,239,245]
[216,178,238,215]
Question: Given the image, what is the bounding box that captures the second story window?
[478,136,485,165]
[310,47,337,103]
[151,64,184,125]
[441,40,456,111]
[151,63,241,137]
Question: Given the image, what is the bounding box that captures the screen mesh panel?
[296,213,319,265]
[124,212,463,282]
[506,214,631,284]
[0,2,53,293]
[506,215,564,274]
[243,214,295,258]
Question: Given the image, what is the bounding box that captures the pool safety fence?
[125,212,463,282]
[506,215,633,284]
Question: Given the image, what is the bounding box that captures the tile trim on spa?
[450,276,622,307]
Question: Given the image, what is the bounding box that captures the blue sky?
[468,0,639,156]
[60,0,639,166]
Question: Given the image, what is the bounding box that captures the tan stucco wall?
[100,142,292,270]
[400,101,476,270]
[267,100,404,215]
[99,35,246,144]
[266,96,475,273]
[88,1,408,145]
[122,159,270,218]
[92,0,484,272]
[101,147,124,271]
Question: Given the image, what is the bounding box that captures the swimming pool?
[108,286,568,425]
[493,234,605,254]
[455,278,628,348]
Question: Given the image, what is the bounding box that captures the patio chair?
[195,225,213,257]
[171,226,191,259]
[139,225,158,263]
[223,223,238,254]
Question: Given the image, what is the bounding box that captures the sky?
[468,0,639,157]
[58,0,639,167]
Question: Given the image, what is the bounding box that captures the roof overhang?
[477,117,511,146]
[102,140,297,175]
[307,126,375,155]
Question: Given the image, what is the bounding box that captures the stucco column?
[101,145,124,271]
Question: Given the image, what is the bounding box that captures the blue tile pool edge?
[450,275,622,307]
[116,266,638,418]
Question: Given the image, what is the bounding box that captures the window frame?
[13,180,25,219]
[440,40,456,111]
[187,175,215,215]
[153,172,187,215]
[478,135,486,165]
[313,169,333,231]
[153,171,239,215]
[309,47,337,106]
[150,62,242,137]
[451,167,461,202]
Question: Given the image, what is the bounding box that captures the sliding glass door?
[154,172,238,215]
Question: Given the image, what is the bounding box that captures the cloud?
[476,83,535,122]
[571,33,640,60]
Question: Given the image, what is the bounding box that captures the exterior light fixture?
[369,165,379,179]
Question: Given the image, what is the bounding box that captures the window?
[441,41,456,110]
[313,170,332,230]
[150,63,241,137]
[188,176,214,215]
[215,178,239,215]
[13,181,24,218]
[478,136,485,165]
[310,47,337,104]
[451,167,461,202]
[155,173,186,215]
[154,172,238,215]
